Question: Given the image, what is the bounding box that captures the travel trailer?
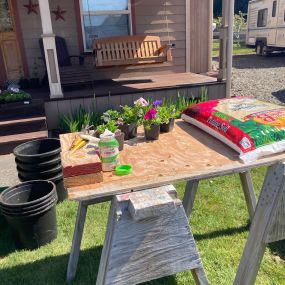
[247,0,285,55]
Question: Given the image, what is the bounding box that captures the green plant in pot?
[143,108,161,141]
[0,88,31,104]
[119,105,140,140]
[158,104,176,133]
[97,119,124,151]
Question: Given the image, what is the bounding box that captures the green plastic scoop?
[115,165,133,176]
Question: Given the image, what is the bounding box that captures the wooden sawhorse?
[234,163,285,285]
[67,185,209,284]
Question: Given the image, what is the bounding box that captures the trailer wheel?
[256,43,263,56]
[261,45,269,57]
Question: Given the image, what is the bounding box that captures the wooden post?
[226,0,235,98]
[185,0,191,72]
[38,0,63,99]
[218,0,229,82]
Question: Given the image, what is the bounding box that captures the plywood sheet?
[68,120,285,201]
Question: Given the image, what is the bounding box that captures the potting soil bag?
[181,97,285,163]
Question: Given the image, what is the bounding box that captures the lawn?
[212,39,255,57]
[0,167,285,284]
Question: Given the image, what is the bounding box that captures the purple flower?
[134,97,148,107]
[10,87,20,93]
[152,100,162,108]
[144,108,157,120]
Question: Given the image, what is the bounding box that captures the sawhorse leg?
[234,163,285,285]
[239,171,257,221]
[183,172,257,221]
[66,201,88,283]
[183,180,199,217]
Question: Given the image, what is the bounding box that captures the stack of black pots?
[13,138,67,202]
[0,180,58,250]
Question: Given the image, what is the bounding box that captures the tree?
[214,0,250,17]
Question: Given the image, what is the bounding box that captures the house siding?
[17,0,79,79]
[16,0,212,81]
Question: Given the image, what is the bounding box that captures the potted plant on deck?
[143,108,161,141]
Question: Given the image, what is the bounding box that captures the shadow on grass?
[0,245,178,285]
[0,218,177,285]
[269,240,285,261]
[194,223,250,241]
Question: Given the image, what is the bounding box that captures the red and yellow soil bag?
[182,97,285,163]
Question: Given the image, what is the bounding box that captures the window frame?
[257,8,268,27]
[272,1,277,17]
[79,0,133,52]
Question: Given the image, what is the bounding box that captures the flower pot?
[144,125,160,141]
[160,118,175,133]
[119,124,137,140]
[115,132,124,151]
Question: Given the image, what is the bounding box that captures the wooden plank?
[67,121,285,201]
[234,163,285,285]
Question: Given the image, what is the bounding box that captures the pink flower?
[144,108,157,120]
[134,97,148,107]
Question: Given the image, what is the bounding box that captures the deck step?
[0,115,48,155]
[0,130,48,155]
[0,116,47,136]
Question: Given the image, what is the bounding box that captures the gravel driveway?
[231,53,285,104]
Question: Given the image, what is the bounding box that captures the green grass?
[1,167,285,284]
[212,39,255,57]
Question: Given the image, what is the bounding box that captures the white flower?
[134,97,148,107]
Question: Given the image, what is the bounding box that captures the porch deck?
[43,72,225,130]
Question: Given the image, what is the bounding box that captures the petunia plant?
[143,108,161,130]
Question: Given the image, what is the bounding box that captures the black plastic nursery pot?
[14,139,61,163]
[160,118,175,133]
[18,173,67,203]
[1,197,57,217]
[16,164,62,180]
[0,181,58,250]
[3,204,57,250]
[0,181,56,210]
[15,156,61,172]
[119,124,137,140]
[144,125,160,141]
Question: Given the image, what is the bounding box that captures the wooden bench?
[93,35,172,67]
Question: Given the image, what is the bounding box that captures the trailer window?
[257,9,268,27]
[272,1,277,17]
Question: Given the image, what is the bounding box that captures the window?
[257,9,268,27]
[80,0,132,51]
[272,1,277,17]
